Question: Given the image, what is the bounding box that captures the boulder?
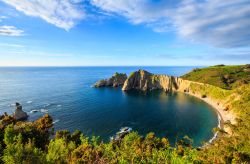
[13,102,28,120]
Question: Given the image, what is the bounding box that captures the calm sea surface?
[0,66,218,146]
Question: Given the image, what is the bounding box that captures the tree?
[3,132,45,164]
[46,138,76,163]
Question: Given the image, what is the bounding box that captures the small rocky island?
[13,102,29,120]
[94,72,127,87]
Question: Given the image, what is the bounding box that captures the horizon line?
[0,64,242,67]
[0,65,206,67]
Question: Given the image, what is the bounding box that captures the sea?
[0,66,218,146]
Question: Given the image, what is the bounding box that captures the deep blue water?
[0,66,218,146]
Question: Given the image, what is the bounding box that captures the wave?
[26,101,33,104]
[208,113,222,144]
[30,109,39,113]
[30,109,49,114]
[40,109,49,113]
[9,103,15,107]
[53,119,60,124]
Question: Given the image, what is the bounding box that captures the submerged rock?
[13,102,28,120]
[110,127,132,142]
[94,72,127,88]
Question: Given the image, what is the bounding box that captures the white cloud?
[173,0,250,47]
[91,0,250,48]
[91,0,171,24]
[0,25,24,36]
[2,0,85,30]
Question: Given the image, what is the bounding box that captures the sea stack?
[13,102,29,120]
[94,72,127,87]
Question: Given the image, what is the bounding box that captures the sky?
[0,0,250,66]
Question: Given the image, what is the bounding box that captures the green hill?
[181,64,250,89]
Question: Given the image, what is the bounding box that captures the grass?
[181,65,250,89]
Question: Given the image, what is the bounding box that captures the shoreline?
[182,91,236,145]
[185,91,235,124]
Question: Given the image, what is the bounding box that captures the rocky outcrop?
[94,72,127,88]
[122,70,183,92]
[13,102,28,120]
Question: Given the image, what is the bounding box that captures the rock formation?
[13,102,29,120]
[122,70,187,92]
[94,72,127,87]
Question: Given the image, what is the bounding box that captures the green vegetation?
[128,72,135,78]
[181,64,250,89]
[0,65,250,163]
[189,83,232,100]
[151,75,159,85]
[0,114,199,163]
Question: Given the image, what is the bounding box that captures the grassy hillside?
[181,65,250,89]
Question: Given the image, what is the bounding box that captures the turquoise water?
[0,67,218,146]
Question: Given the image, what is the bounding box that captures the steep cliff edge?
[122,70,196,93]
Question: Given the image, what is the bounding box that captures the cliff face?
[122,70,190,92]
[94,72,127,88]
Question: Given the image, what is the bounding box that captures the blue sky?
[0,0,250,66]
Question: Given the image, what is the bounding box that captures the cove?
[0,67,218,147]
[80,88,218,147]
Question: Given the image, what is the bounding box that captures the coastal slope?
[181,65,250,89]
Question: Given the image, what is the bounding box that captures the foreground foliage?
[0,114,198,163]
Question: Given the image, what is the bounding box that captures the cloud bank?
[91,0,250,48]
[2,0,250,48]
[173,0,250,47]
[2,0,85,30]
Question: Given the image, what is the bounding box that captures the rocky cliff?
[94,72,127,88]
[122,70,189,92]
